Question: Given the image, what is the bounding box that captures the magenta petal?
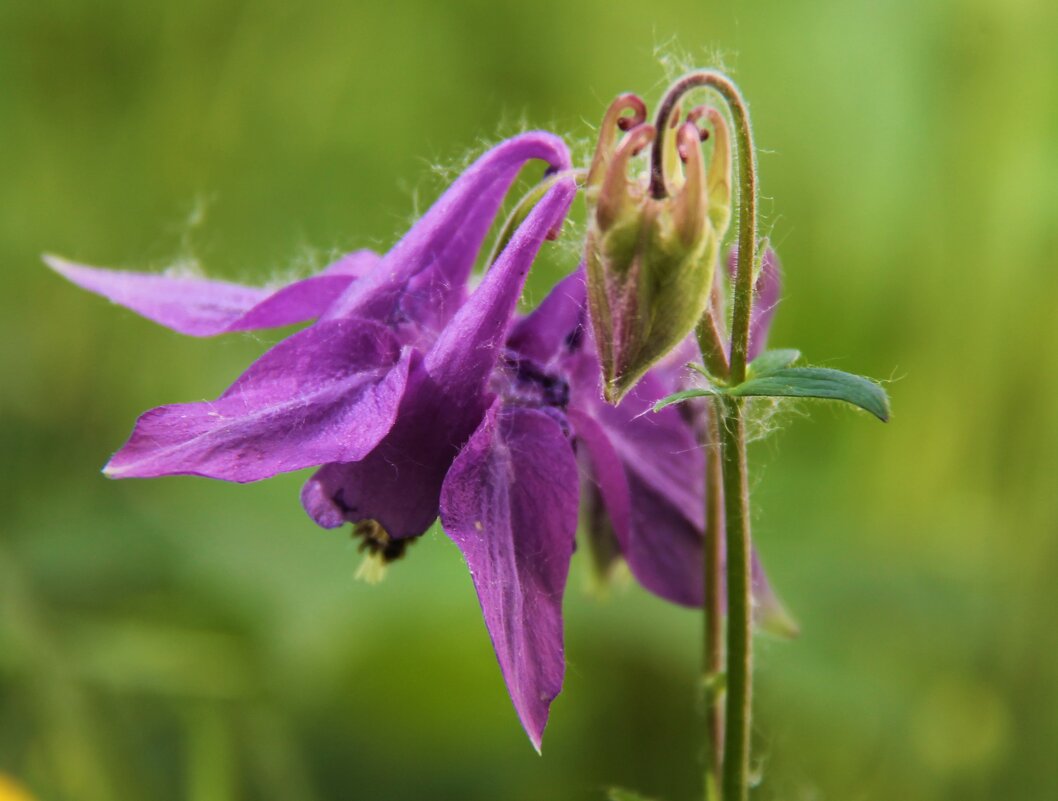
[45,251,379,336]
[323,132,572,338]
[440,401,578,752]
[565,408,632,550]
[299,179,577,538]
[588,370,704,531]
[507,267,587,366]
[298,364,457,538]
[566,343,706,606]
[624,471,705,607]
[423,178,576,386]
[104,318,410,482]
[572,390,705,607]
[727,247,782,361]
[320,251,380,277]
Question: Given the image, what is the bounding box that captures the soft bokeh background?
[2,1,1056,799]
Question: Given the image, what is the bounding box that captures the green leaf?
[728,367,890,422]
[687,361,714,379]
[654,362,890,422]
[748,348,801,377]
[652,388,715,412]
[607,789,658,801]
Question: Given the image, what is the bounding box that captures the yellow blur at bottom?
[0,775,35,801]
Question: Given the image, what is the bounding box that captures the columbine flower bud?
[585,95,732,403]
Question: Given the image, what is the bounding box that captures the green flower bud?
[585,96,732,404]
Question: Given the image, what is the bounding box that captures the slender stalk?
[717,396,753,801]
[655,70,759,801]
[696,313,730,380]
[484,168,586,269]
[701,404,726,801]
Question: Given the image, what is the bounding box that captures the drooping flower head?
[46,127,791,753]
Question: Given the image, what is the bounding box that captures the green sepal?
[654,364,889,422]
[747,348,801,377]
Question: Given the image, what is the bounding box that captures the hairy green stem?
[717,396,753,800]
[696,314,731,380]
[484,168,586,269]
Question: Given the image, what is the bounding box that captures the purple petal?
[423,178,577,387]
[727,247,782,360]
[565,338,706,606]
[300,178,577,538]
[565,327,793,615]
[565,408,631,553]
[584,369,704,531]
[44,251,379,337]
[506,267,587,366]
[440,400,579,751]
[105,318,410,482]
[323,133,572,341]
[299,365,458,537]
[623,470,705,607]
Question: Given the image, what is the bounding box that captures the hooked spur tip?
[613,93,648,132]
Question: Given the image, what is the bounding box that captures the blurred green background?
[2,0,1056,799]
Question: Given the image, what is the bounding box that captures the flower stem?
[702,404,726,801]
[717,396,753,801]
[696,314,730,380]
[656,70,759,801]
[484,168,587,269]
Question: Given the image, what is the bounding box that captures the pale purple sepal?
[440,400,578,752]
[322,133,572,342]
[44,251,378,337]
[301,178,577,538]
[104,318,411,482]
[727,247,781,361]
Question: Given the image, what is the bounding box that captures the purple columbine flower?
[46,130,788,752]
[49,132,581,749]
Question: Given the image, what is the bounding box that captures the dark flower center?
[499,354,570,409]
